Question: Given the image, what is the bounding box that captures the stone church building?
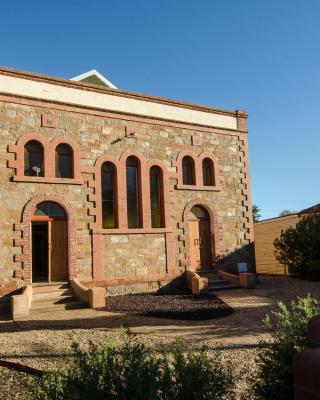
[0,67,254,297]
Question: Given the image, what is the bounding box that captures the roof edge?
[0,66,244,118]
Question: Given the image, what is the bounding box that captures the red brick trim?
[238,134,254,242]
[173,150,222,191]
[13,194,80,283]
[8,132,85,184]
[181,199,224,270]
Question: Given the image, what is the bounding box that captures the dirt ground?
[0,275,319,399]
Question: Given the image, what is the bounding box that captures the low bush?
[252,295,320,400]
[35,330,235,400]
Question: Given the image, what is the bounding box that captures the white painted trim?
[71,69,118,89]
[0,74,237,130]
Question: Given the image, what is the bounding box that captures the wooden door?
[188,220,201,269]
[49,220,68,281]
[199,220,212,269]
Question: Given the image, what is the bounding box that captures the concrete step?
[208,284,240,291]
[32,283,69,294]
[208,280,231,287]
[31,296,77,310]
[32,290,73,301]
[197,269,218,275]
[30,301,88,313]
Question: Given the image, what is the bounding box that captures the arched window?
[101,162,117,229]
[55,144,73,178]
[24,140,44,176]
[150,166,164,228]
[202,158,215,186]
[182,156,195,185]
[126,156,141,228]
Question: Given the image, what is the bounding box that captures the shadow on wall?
[217,242,256,274]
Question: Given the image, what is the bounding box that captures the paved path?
[1,275,320,370]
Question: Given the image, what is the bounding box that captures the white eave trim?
[0,74,237,130]
[71,69,118,89]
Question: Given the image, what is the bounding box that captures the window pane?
[24,141,44,176]
[150,166,163,228]
[101,162,116,228]
[191,206,209,219]
[126,157,140,228]
[202,158,214,186]
[182,156,195,185]
[34,202,66,217]
[56,144,73,178]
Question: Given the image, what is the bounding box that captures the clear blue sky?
[1,1,319,219]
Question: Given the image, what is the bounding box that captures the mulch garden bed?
[104,291,234,320]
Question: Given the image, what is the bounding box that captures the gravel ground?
[1,275,320,399]
[104,291,234,320]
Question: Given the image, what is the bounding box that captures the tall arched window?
[24,140,44,176]
[55,144,73,178]
[202,158,215,186]
[182,156,195,185]
[150,166,164,228]
[126,156,141,228]
[101,162,117,229]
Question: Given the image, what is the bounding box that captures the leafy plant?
[35,330,235,400]
[252,296,320,400]
[274,213,320,279]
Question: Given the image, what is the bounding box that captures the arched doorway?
[31,201,68,282]
[188,205,212,270]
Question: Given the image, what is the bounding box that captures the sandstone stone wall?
[0,95,253,295]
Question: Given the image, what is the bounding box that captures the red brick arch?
[182,199,223,270]
[197,152,222,188]
[146,159,171,229]
[173,150,222,191]
[13,194,79,283]
[51,136,83,180]
[8,132,84,184]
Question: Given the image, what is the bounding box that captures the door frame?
[183,200,222,271]
[15,194,79,284]
[31,207,68,283]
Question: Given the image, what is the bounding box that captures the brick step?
[32,283,69,294]
[32,290,73,301]
[30,301,88,313]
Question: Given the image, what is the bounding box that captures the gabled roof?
[70,69,117,89]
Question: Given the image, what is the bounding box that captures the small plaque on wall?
[41,114,57,128]
[192,134,202,146]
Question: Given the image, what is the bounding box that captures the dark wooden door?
[199,220,212,269]
[49,220,68,281]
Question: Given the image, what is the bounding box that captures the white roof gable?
[70,69,117,89]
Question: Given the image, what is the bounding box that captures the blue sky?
[1,1,319,219]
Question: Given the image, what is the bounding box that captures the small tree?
[278,209,296,217]
[274,214,320,278]
[252,204,262,222]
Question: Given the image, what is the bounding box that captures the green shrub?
[274,214,320,279]
[252,296,320,400]
[305,259,320,281]
[35,330,235,400]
